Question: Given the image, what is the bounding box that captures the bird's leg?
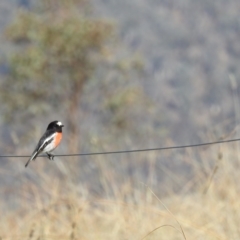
[47,153,55,161]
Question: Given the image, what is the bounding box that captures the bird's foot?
[47,153,55,161]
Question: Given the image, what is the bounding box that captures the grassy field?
[1,140,240,240]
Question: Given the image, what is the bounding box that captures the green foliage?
[105,88,152,129]
[2,2,112,120]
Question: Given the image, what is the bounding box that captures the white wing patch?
[38,133,56,153]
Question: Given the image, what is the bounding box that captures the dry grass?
[1,141,240,240]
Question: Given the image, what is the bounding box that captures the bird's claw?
[47,153,55,161]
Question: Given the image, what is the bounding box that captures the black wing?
[33,129,55,154]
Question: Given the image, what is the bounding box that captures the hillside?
[0,1,240,239]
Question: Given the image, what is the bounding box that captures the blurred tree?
[2,0,112,152]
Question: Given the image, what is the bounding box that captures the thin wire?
[1,137,240,158]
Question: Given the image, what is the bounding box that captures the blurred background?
[1,0,240,239]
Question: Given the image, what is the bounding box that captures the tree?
[2,0,112,152]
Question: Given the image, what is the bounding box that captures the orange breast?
[54,132,62,147]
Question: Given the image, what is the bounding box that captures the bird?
[25,120,64,168]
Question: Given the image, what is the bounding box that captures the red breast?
[54,132,62,147]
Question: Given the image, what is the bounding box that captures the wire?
[1,137,240,158]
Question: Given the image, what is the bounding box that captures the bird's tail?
[25,152,38,168]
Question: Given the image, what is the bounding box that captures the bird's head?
[47,120,64,131]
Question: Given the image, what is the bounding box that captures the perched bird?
[25,120,64,168]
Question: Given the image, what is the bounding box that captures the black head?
[47,120,64,132]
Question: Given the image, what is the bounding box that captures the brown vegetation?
[0,142,239,240]
[0,1,240,239]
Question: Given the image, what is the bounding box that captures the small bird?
[25,120,64,168]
